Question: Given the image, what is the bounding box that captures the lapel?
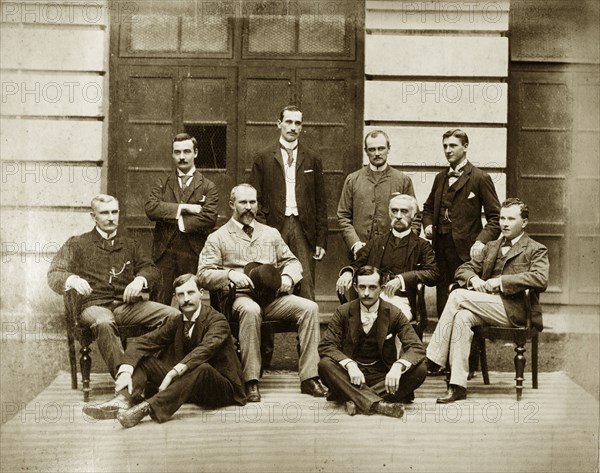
[295,145,306,173]
[482,239,503,279]
[167,172,183,202]
[348,300,363,347]
[503,233,528,265]
[406,232,418,262]
[273,145,285,174]
[226,218,253,243]
[185,170,204,203]
[91,228,122,252]
[375,303,390,355]
[174,315,185,360]
[451,161,472,195]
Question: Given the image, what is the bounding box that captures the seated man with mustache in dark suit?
[84,274,246,427]
[319,266,427,418]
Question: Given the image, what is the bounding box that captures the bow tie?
[502,238,512,248]
[361,313,377,326]
[448,169,463,178]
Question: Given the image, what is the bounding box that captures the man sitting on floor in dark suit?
[84,274,246,427]
[336,194,438,321]
[319,266,427,418]
[427,198,549,403]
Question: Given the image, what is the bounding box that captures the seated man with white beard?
[336,194,438,321]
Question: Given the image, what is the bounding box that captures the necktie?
[501,239,512,255]
[281,146,297,167]
[242,224,253,238]
[180,175,191,192]
[183,319,194,339]
[361,313,377,333]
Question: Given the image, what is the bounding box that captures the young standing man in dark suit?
[84,274,246,427]
[145,133,218,305]
[249,106,328,301]
[422,129,501,318]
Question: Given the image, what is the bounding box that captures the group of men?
[48,105,549,427]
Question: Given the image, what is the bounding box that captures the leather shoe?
[83,393,132,420]
[300,378,328,397]
[436,384,467,404]
[117,401,152,428]
[399,391,415,404]
[373,401,404,419]
[426,358,445,376]
[246,381,261,402]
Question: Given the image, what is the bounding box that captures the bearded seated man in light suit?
[426,198,549,403]
[197,183,327,403]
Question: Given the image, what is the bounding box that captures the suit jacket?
[455,233,549,331]
[337,165,421,249]
[197,218,303,291]
[122,304,246,405]
[145,170,218,260]
[341,231,439,310]
[47,228,161,311]
[249,142,328,250]
[319,299,426,368]
[422,162,500,261]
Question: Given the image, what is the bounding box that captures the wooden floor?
[1,370,598,473]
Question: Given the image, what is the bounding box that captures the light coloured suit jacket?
[197,218,303,291]
[455,233,549,330]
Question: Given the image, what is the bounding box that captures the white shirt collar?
[279,138,298,150]
[369,162,388,172]
[177,167,196,177]
[95,227,117,240]
[450,159,468,172]
[360,299,380,314]
[391,228,411,239]
[183,307,201,323]
[509,232,525,246]
[232,218,255,230]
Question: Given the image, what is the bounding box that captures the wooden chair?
[337,282,428,340]
[64,291,154,402]
[449,283,540,401]
[209,284,300,373]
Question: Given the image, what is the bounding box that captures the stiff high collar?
[183,307,201,323]
[369,162,388,172]
[359,299,380,314]
[95,227,117,240]
[504,232,525,246]
[279,137,298,150]
[232,218,255,230]
[391,228,411,239]
[449,159,468,172]
[177,167,196,178]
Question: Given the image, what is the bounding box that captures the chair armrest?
[523,288,533,330]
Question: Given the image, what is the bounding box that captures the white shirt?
[448,159,468,186]
[280,137,299,216]
[176,167,197,232]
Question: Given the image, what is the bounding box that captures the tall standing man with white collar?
[249,106,328,301]
[48,195,179,378]
[422,129,501,318]
[145,133,218,305]
[337,130,421,260]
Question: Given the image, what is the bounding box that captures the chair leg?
[260,325,275,376]
[67,332,78,390]
[479,337,490,385]
[80,344,92,402]
[531,334,539,389]
[514,343,526,401]
[468,335,480,379]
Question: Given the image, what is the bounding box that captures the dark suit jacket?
[249,143,328,250]
[422,162,500,261]
[341,231,439,311]
[455,233,549,331]
[122,305,246,405]
[47,228,161,311]
[145,170,218,260]
[319,299,426,368]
